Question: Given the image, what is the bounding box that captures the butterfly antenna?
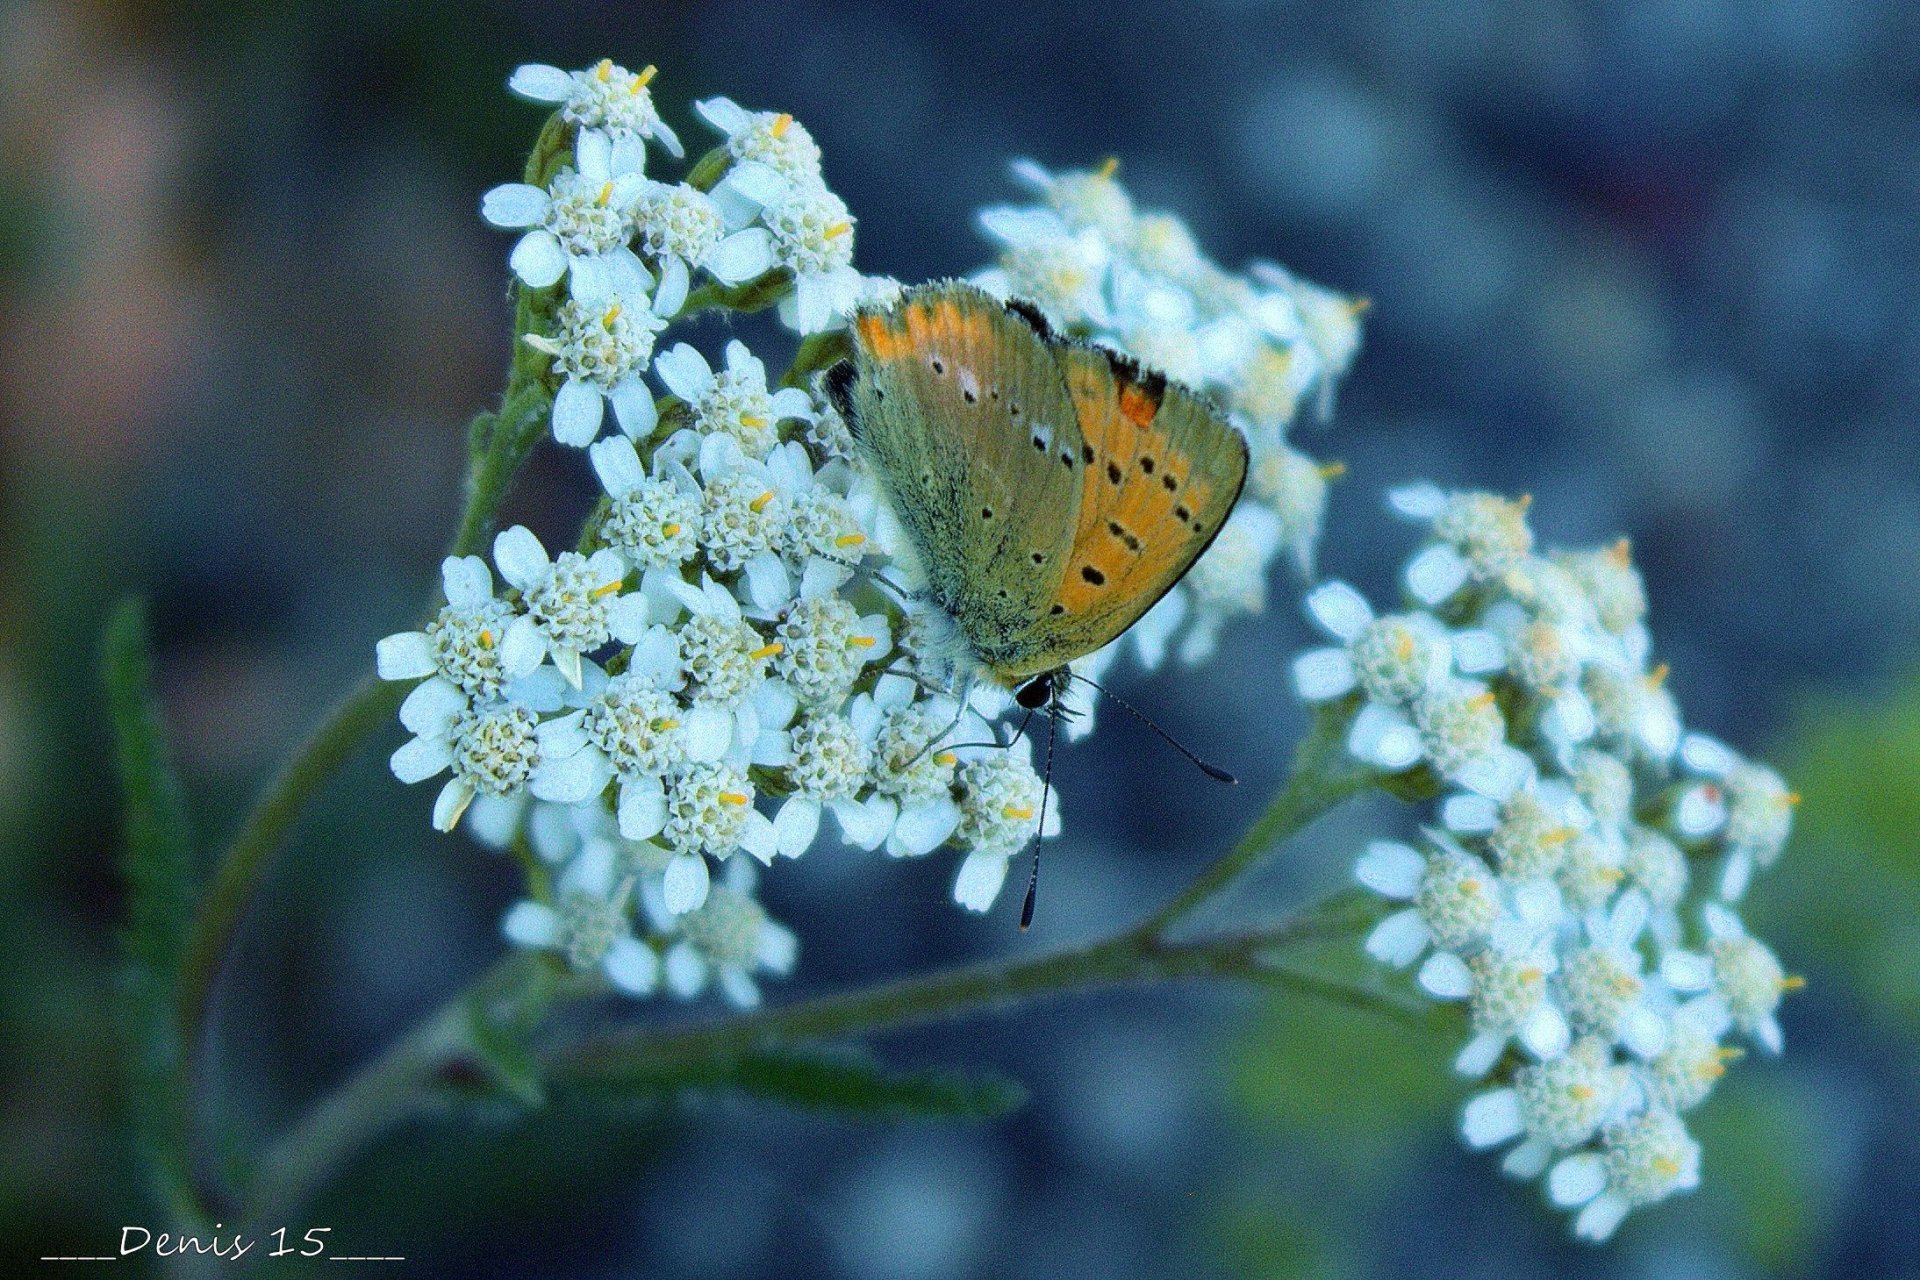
[1019,699,1060,931]
[1067,673,1237,784]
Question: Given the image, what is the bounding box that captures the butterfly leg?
[894,674,976,772]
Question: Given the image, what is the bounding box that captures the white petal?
[1441,792,1500,833]
[1461,1088,1524,1149]
[1679,731,1739,777]
[463,793,524,848]
[1387,482,1448,518]
[608,130,649,178]
[1550,1154,1609,1207]
[1574,1194,1631,1242]
[1450,628,1506,675]
[1502,1137,1554,1179]
[389,734,452,784]
[663,853,712,914]
[1519,1006,1572,1059]
[1454,1031,1508,1078]
[589,436,646,496]
[683,705,734,761]
[1364,909,1430,968]
[506,63,573,102]
[888,798,961,858]
[550,377,605,447]
[1418,951,1474,999]
[774,796,822,858]
[509,229,568,287]
[481,183,548,228]
[492,525,551,589]
[652,342,714,402]
[432,778,477,831]
[440,554,493,607]
[693,95,750,135]
[1661,950,1714,993]
[501,901,560,947]
[530,750,604,804]
[1348,703,1422,770]
[551,646,584,690]
[499,616,547,679]
[604,937,660,995]
[573,127,613,181]
[617,776,667,839]
[705,227,773,283]
[1291,647,1358,701]
[719,969,762,1009]
[1405,544,1471,605]
[606,593,651,645]
[1621,1006,1669,1059]
[652,117,684,159]
[376,631,437,681]
[399,676,466,735]
[664,943,706,998]
[830,796,895,851]
[652,255,690,318]
[1304,580,1374,640]
[1718,850,1754,901]
[1353,839,1425,899]
[953,849,1011,912]
[739,810,780,863]
[1454,746,1533,800]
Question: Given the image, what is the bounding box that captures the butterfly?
[824,280,1250,714]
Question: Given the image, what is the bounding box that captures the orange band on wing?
[1118,382,1159,427]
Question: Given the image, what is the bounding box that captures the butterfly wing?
[827,282,1086,678]
[1027,342,1250,665]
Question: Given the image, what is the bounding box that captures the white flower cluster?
[1305,485,1799,1240]
[480,63,877,455]
[383,61,1077,1007]
[972,159,1364,667]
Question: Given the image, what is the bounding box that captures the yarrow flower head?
[509,60,683,167]
[1332,486,1796,1240]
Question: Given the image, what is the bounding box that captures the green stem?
[242,900,1371,1224]
[1132,707,1372,938]
[241,953,552,1233]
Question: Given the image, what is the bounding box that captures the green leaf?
[566,1047,1028,1120]
[102,597,200,1218]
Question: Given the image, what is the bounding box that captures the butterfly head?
[1014,670,1057,711]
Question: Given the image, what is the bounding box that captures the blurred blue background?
[3,0,1917,1276]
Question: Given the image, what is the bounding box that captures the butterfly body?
[825,280,1249,694]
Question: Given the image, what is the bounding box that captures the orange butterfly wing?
[1037,342,1249,651]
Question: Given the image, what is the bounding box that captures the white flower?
[492,525,645,688]
[589,436,703,570]
[658,860,797,1008]
[480,130,652,301]
[388,678,575,832]
[1389,485,1536,606]
[1291,580,1454,707]
[509,59,682,165]
[523,295,665,446]
[772,711,879,858]
[376,554,544,700]
[1247,444,1335,576]
[950,745,1061,913]
[763,180,864,334]
[974,207,1114,329]
[850,675,971,858]
[501,840,659,995]
[1676,731,1797,899]
[1557,893,1670,1059]
[1461,1037,1629,1175]
[654,340,815,460]
[1174,506,1284,665]
[1698,902,1795,1053]
[1009,157,1136,240]
[630,181,774,313]
[1550,1108,1702,1242]
[693,97,824,186]
[1356,838,1502,970]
